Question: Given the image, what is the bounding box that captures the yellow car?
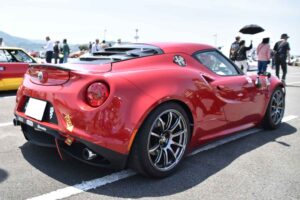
[0,47,37,91]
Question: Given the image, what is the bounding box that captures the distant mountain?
[0,31,44,51]
[0,31,79,52]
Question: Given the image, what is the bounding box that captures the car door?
[193,50,266,139]
[211,75,266,127]
[0,49,34,90]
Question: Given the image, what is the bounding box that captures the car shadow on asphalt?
[0,91,17,97]
[0,168,8,183]
[20,122,297,198]
[19,144,118,186]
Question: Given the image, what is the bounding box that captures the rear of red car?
[13,44,177,169]
[14,63,125,168]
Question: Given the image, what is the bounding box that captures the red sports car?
[14,43,285,177]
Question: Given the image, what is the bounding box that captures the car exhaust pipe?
[13,118,20,126]
[82,148,97,160]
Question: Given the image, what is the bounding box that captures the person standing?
[101,40,109,49]
[235,40,253,74]
[88,41,92,53]
[91,39,102,53]
[273,33,291,83]
[53,41,60,64]
[0,38,5,46]
[257,38,271,74]
[229,36,240,61]
[62,39,70,63]
[44,36,54,63]
[114,38,122,47]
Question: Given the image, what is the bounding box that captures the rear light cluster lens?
[86,82,109,107]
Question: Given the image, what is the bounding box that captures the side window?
[7,50,34,63]
[0,50,8,62]
[194,51,240,76]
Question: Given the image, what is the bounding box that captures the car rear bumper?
[14,114,128,169]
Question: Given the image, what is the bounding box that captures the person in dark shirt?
[62,39,70,63]
[53,41,60,64]
[235,40,253,74]
[273,33,291,83]
[229,36,240,61]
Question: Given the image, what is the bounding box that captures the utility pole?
[104,29,107,40]
[213,33,218,47]
[134,29,139,42]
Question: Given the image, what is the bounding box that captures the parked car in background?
[69,50,86,58]
[14,43,285,177]
[290,55,300,66]
[39,50,45,59]
[0,47,37,91]
[28,51,40,58]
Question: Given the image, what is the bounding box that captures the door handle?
[0,66,6,71]
[217,85,225,90]
[200,73,215,84]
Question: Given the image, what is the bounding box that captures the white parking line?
[27,170,137,200]
[26,115,298,200]
[0,122,13,127]
[287,81,300,85]
[0,96,16,99]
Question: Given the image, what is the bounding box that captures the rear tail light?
[86,82,109,107]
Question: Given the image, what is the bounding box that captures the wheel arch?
[127,99,194,156]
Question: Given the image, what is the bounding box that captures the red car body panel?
[14,43,284,168]
[0,47,37,91]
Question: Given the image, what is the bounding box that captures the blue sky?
[1,0,299,55]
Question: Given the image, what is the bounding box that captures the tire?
[129,102,191,178]
[263,87,285,129]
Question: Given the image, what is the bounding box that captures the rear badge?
[173,55,186,67]
[37,71,48,83]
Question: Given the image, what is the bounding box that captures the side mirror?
[255,76,262,88]
[257,72,271,78]
[265,72,271,78]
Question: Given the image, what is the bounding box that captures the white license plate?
[25,98,47,121]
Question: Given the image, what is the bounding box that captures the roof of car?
[147,42,215,55]
[0,46,25,50]
[72,43,215,65]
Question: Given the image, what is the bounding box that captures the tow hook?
[13,118,20,126]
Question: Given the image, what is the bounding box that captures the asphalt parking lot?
[0,67,300,200]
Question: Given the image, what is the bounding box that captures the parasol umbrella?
[239,24,264,35]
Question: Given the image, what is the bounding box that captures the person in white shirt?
[44,36,54,63]
[91,39,103,54]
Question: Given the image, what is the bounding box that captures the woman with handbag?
[257,38,271,75]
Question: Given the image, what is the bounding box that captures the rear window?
[70,44,164,65]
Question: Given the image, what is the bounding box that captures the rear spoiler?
[29,63,71,71]
[29,62,113,73]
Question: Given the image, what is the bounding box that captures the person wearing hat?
[273,33,291,83]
